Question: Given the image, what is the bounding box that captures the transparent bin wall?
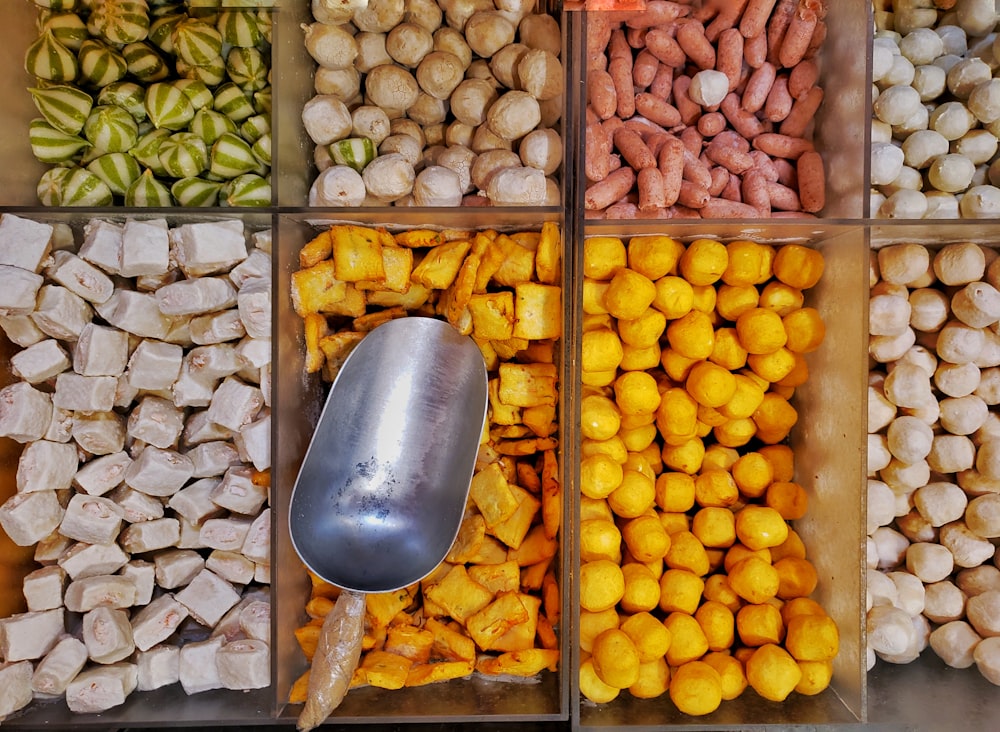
[273,209,572,723]
[0,210,277,728]
[574,222,867,729]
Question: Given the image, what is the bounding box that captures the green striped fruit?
[36,167,71,206]
[102,0,150,45]
[216,10,262,48]
[213,82,255,122]
[144,81,195,130]
[98,81,147,121]
[251,131,271,167]
[190,107,237,145]
[78,39,128,87]
[173,78,213,110]
[84,104,140,153]
[158,131,208,178]
[25,29,79,82]
[176,55,225,86]
[123,41,169,82]
[171,17,222,67]
[226,47,268,92]
[171,176,222,206]
[221,173,270,207]
[29,118,91,163]
[130,127,171,175]
[239,113,269,143]
[252,86,271,115]
[209,131,256,177]
[28,85,94,135]
[33,0,80,11]
[255,9,273,45]
[125,168,173,206]
[86,151,142,196]
[329,137,376,173]
[58,166,115,206]
[40,12,89,52]
[148,13,182,53]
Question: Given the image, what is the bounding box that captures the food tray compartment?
[273,209,572,722]
[573,221,867,728]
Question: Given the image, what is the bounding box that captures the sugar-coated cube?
[120,218,170,277]
[10,339,70,383]
[0,213,53,273]
[65,663,137,713]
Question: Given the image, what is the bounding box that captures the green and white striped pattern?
[86,151,142,196]
[252,85,270,115]
[84,104,140,153]
[98,81,147,121]
[130,127,171,175]
[171,175,222,206]
[190,107,237,144]
[221,173,270,207]
[176,55,225,86]
[29,118,91,163]
[123,41,169,82]
[148,13,182,53]
[225,47,268,92]
[125,168,173,206]
[213,82,254,122]
[239,113,268,143]
[78,39,128,87]
[36,167,70,206]
[251,131,270,166]
[32,0,81,11]
[216,9,261,47]
[158,131,208,178]
[95,0,150,45]
[209,131,256,177]
[173,78,213,110]
[29,84,93,135]
[171,17,222,67]
[58,166,115,206]
[25,29,79,82]
[329,137,376,173]
[40,12,89,51]
[144,81,195,130]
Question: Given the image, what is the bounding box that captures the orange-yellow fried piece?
[492,235,536,286]
[384,625,434,664]
[536,612,558,650]
[476,648,560,676]
[367,282,432,309]
[358,244,413,292]
[360,650,414,689]
[352,306,406,332]
[294,624,321,660]
[404,660,475,686]
[470,462,519,529]
[289,670,310,703]
[306,596,335,619]
[488,378,522,427]
[498,362,559,408]
[508,524,557,566]
[366,586,416,632]
[542,571,560,626]
[331,225,385,283]
[523,404,557,438]
[492,485,542,550]
[516,460,542,492]
[299,229,333,268]
[520,558,551,591]
[303,313,329,374]
[492,594,541,652]
[466,592,531,651]
[394,229,445,248]
[318,331,364,383]
[468,559,522,595]
[424,564,494,624]
[513,282,562,341]
[468,291,515,341]
[446,251,481,325]
[445,512,487,564]
[535,221,561,285]
[291,260,347,316]
[425,617,477,662]
[411,240,471,290]
[541,449,561,540]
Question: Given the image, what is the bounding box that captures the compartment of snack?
[273,209,571,723]
[581,0,869,220]
[574,221,865,726]
[0,211,275,726]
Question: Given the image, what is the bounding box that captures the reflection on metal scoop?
[288,317,488,729]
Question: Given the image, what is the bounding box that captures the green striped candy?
[213,82,255,122]
[33,0,81,11]
[216,10,261,48]
[209,131,256,178]
[78,39,128,87]
[84,104,140,153]
[174,78,213,110]
[329,137,376,173]
[251,132,271,167]
[86,151,142,196]
[40,12,89,52]
[125,169,173,206]
[171,176,222,206]
[190,107,237,145]
[25,29,79,82]
[130,127,172,175]
[58,166,115,206]
[221,173,271,207]
[145,81,195,130]
[252,86,271,115]
[148,13,182,53]
[98,81,147,122]
[176,55,225,87]
[29,85,94,135]
[255,9,273,45]
[96,0,150,44]
[29,118,91,163]
[123,42,169,82]
[171,17,222,67]
[158,131,208,178]
[239,113,269,143]
[37,167,71,206]
[226,47,268,92]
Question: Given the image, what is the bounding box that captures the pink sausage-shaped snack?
[586,167,637,210]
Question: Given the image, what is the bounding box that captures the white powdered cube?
[54,373,117,412]
[178,635,225,694]
[72,411,126,455]
[211,466,267,516]
[171,219,247,277]
[217,638,269,689]
[0,382,52,442]
[241,508,270,564]
[252,228,271,255]
[154,549,205,589]
[254,562,270,584]
[60,494,125,545]
[177,516,206,549]
[0,608,64,661]
[0,313,45,346]
[240,600,270,642]
[65,663,137,713]
[168,477,224,524]
[16,439,78,492]
[10,339,70,383]
[108,484,164,523]
[0,265,43,316]
[237,412,270,472]
[95,290,171,340]
[131,594,189,652]
[114,373,140,409]
[237,278,271,339]
[124,446,194,496]
[32,636,87,697]
[200,516,252,552]
[58,542,129,580]
[119,559,155,606]
[78,219,123,275]
[136,645,180,691]
[64,574,137,612]
[46,250,114,304]
[49,222,74,251]
[43,407,73,443]
[74,451,132,496]
[236,336,270,370]
[186,441,240,478]
[206,550,255,585]
[31,285,92,341]
[171,360,218,408]
[161,315,192,347]
[0,490,64,546]
[34,530,71,565]
[188,343,241,379]
[73,323,128,376]
[127,395,184,449]
[183,409,234,445]
[229,248,270,289]
[120,218,170,277]
[175,568,241,627]
[120,517,180,554]
[156,277,237,316]
[136,268,180,292]
[189,310,245,345]
[0,213,53,273]
[22,565,66,612]
[207,376,263,431]
[0,661,34,719]
[83,607,135,664]
[127,339,183,391]
[260,362,271,407]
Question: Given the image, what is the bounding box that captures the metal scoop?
[288,317,488,729]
